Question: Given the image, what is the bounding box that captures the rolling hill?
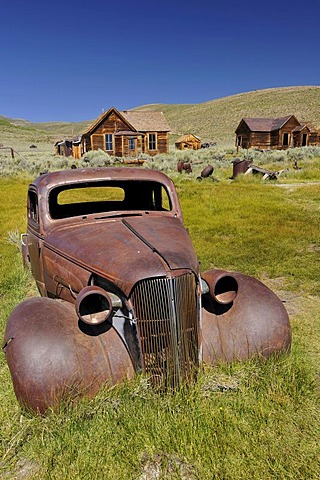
[133,86,320,145]
[1,86,320,147]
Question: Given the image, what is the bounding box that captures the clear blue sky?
[1,0,319,122]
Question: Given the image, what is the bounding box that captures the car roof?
[30,167,175,193]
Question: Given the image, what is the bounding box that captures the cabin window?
[28,190,39,224]
[282,133,290,146]
[129,138,135,150]
[148,133,157,151]
[105,134,113,151]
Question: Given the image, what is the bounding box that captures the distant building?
[175,134,201,150]
[235,115,320,150]
[54,137,81,158]
[54,139,73,157]
[81,107,170,157]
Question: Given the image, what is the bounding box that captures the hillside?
[1,86,320,147]
[134,86,320,145]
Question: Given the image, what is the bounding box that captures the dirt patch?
[258,275,302,317]
[273,181,320,189]
[139,452,196,480]
[0,458,40,480]
[307,243,320,253]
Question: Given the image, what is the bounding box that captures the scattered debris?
[246,164,285,180]
[231,158,252,178]
[177,161,192,173]
[0,146,29,163]
[231,158,285,180]
[0,146,15,158]
[123,159,145,165]
[201,141,217,148]
[200,165,214,178]
[196,164,214,181]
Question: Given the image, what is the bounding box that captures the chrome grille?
[130,273,199,388]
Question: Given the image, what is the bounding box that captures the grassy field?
[0,160,319,479]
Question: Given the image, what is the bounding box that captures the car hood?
[44,215,199,295]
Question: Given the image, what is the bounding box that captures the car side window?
[28,190,39,224]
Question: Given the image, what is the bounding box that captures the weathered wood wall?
[309,131,320,145]
[175,135,201,150]
[235,123,251,149]
[154,132,169,154]
[250,132,271,149]
[82,111,169,156]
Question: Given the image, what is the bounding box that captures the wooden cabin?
[306,125,320,146]
[175,134,201,150]
[235,115,318,150]
[292,124,310,148]
[81,107,170,157]
[72,137,82,159]
[54,139,73,157]
[54,137,82,158]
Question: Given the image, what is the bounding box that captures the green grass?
[0,167,320,479]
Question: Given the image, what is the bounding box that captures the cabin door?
[128,137,137,157]
[302,133,308,146]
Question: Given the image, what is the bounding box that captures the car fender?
[201,269,291,364]
[3,297,135,413]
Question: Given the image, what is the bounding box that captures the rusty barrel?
[201,165,214,178]
[232,159,252,178]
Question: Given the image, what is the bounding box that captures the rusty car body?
[3,167,291,412]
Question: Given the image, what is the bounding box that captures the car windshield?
[49,180,172,219]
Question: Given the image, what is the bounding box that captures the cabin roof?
[293,124,310,132]
[121,110,170,132]
[82,107,170,136]
[241,115,295,132]
[175,134,201,143]
[31,167,176,193]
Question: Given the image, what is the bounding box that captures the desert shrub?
[81,149,112,167]
[243,149,287,164]
[287,146,320,163]
[0,143,319,181]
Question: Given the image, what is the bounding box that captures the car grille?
[130,272,199,388]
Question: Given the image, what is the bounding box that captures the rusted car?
[3,167,291,412]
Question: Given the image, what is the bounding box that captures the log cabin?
[81,107,170,157]
[235,115,320,150]
[175,134,201,150]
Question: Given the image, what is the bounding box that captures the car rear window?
[49,180,172,219]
